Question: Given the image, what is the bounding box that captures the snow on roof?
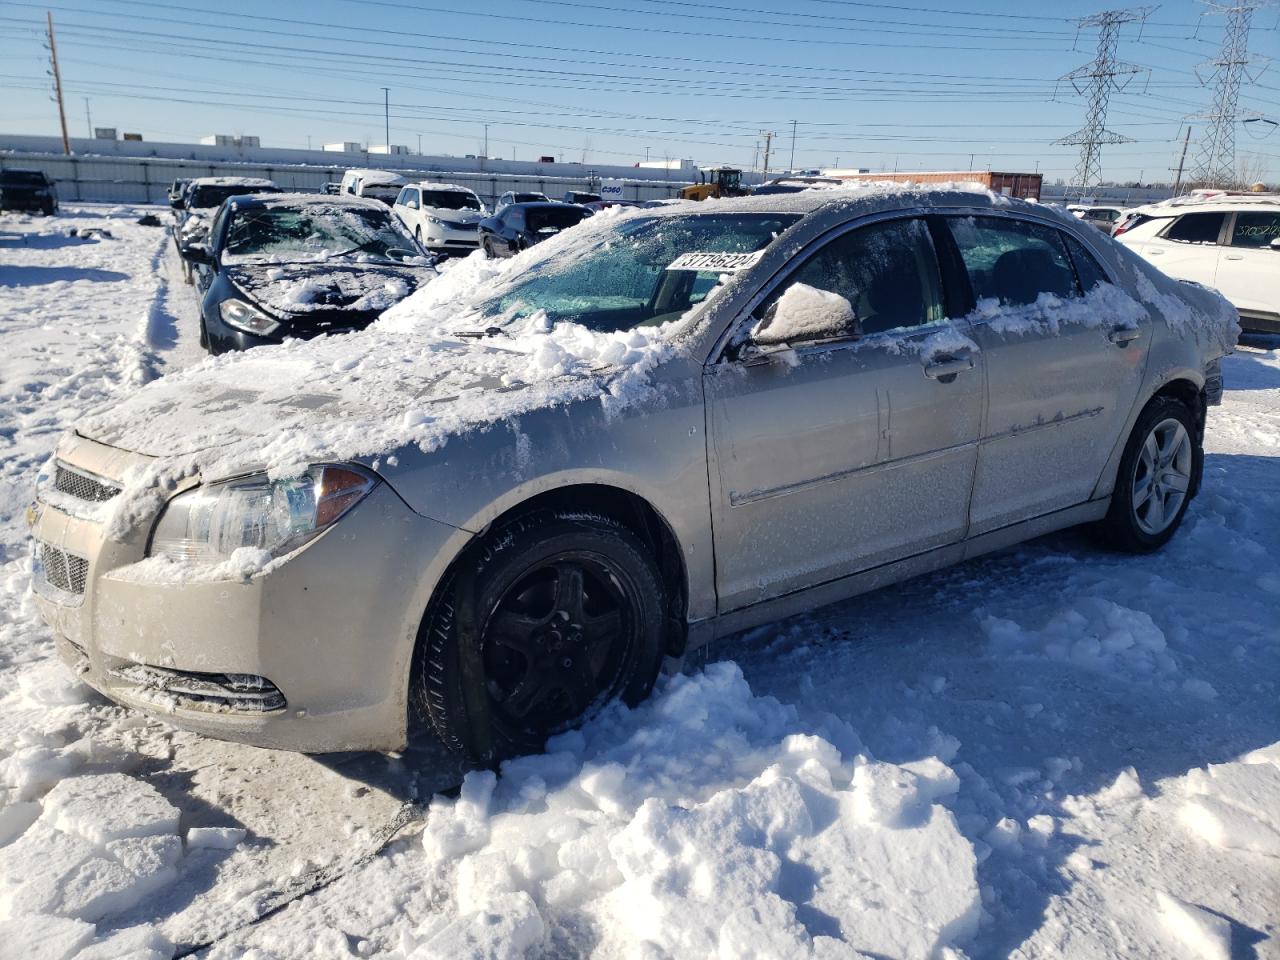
[413,181,479,193]
[187,176,278,187]
[350,169,407,187]
[1132,191,1280,216]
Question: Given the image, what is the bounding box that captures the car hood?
[224,260,428,317]
[427,208,484,224]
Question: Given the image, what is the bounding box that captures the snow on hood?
[75,220,681,539]
[225,261,424,316]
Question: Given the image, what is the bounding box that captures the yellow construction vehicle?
[680,166,748,201]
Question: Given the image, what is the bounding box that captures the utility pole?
[1173,125,1192,193]
[1053,7,1152,199]
[1189,1,1269,187]
[82,97,92,138]
[380,87,390,150]
[789,120,797,171]
[46,12,70,154]
[417,133,422,154]
[760,130,775,180]
[484,123,489,158]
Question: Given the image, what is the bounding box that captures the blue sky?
[1,0,1276,182]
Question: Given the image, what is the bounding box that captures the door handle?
[1108,327,1140,347]
[922,354,974,382]
[1223,254,1243,261]
[1147,248,1164,255]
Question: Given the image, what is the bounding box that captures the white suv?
[1115,193,1280,333]
[392,182,486,256]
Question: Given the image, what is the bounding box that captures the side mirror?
[185,243,213,265]
[407,200,419,210]
[751,284,860,347]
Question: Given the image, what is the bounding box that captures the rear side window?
[948,216,1078,306]
[1229,210,1280,249]
[1163,212,1225,244]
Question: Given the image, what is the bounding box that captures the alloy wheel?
[1132,417,1192,535]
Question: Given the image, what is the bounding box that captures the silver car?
[29,189,1236,759]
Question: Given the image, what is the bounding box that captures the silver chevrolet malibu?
[30,189,1236,759]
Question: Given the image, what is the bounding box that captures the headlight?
[149,465,378,563]
[219,298,280,336]
[425,216,443,226]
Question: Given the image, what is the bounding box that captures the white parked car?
[392,181,486,256]
[1115,193,1280,333]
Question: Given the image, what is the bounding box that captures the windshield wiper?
[324,238,386,260]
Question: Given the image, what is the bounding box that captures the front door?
[944,215,1151,534]
[705,216,984,612]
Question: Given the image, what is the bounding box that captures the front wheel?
[1098,395,1200,552]
[416,511,667,760]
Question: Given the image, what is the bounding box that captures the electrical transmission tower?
[1054,7,1153,198]
[1189,2,1271,187]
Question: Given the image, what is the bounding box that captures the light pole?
[789,119,797,171]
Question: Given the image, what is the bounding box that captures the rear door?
[1213,209,1280,322]
[944,214,1151,534]
[705,215,984,611]
[1137,210,1227,287]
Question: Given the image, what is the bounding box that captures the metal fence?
[0,152,689,208]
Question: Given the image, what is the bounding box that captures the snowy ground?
[0,205,1277,959]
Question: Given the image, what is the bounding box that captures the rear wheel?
[416,511,667,760]
[1098,395,1200,552]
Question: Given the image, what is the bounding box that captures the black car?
[168,178,192,209]
[184,193,434,353]
[175,178,282,281]
[0,169,58,215]
[562,191,601,205]
[478,202,590,258]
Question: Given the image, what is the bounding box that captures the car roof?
[188,176,278,188]
[638,183,1032,220]
[225,192,389,211]
[1131,192,1280,216]
[507,200,588,210]
[411,181,476,192]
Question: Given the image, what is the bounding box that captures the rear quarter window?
[1229,210,1280,249]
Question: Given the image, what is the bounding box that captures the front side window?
[478,212,800,332]
[1229,210,1280,249]
[1164,212,1225,244]
[757,217,945,340]
[949,216,1078,306]
[1064,234,1110,292]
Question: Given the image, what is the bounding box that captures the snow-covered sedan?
[184,193,434,353]
[173,177,280,282]
[30,188,1236,760]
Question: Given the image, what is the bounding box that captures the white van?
[392,181,487,256]
[339,169,407,206]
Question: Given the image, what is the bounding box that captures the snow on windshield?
[221,202,419,265]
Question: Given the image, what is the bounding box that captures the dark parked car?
[0,169,58,215]
[496,191,549,213]
[479,202,590,257]
[184,193,434,353]
[562,191,602,205]
[168,178,192,209]
[174,177,281,281]
[322,182,342,195]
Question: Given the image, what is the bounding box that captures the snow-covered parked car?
[182,192,434,353]
[392,181,487,257]
[173,177,280,281]
[29,187,1237,759]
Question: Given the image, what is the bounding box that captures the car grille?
[54,462,121,503]
[41,542,89,595]
[108,663,287,713]
[444,220,478,231]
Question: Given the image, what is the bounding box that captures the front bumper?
[423,223,480,252]
[31,435,466,752]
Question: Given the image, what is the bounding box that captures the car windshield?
[189,184,277,209]
[222,204,419,264]
[478,212,800,332]
[360,184,401,204]
[2,171,47,186]
[421,190,482,211]
[514,193,545,203]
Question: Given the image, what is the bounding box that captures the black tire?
[481,237,494,259]
[198,313,209,350]
[1098,395,1201,553]
[416,511,667,760]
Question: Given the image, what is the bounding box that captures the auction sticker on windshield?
[666,250,764,272]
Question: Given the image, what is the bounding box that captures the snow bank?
[406,663,980,959]
[1178,748,1280,858]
